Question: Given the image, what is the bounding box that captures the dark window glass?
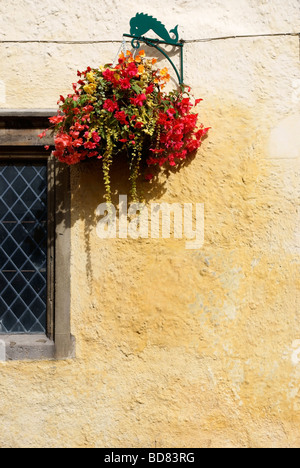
[0,162,47,333]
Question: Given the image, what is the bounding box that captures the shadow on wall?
[53,144,201,293]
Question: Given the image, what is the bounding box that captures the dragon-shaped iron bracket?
[124,13,184,85]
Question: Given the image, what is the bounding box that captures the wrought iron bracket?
[124,13,184,85]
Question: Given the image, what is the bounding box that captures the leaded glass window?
[0,162,48,333]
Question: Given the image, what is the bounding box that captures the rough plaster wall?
[0,0,299,448]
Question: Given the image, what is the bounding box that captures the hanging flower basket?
[40,50,209,203]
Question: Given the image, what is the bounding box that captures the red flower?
[130,93,147,107]
[157,112,169,128]
[49,115,65,125]
[74,122,86,132]
[102,68,115,82]
[169,156,176,167]
[149,148,164,154]
[87,151,99,158]
[177,97,192,115]
[103,99,119,112]
[54,132,72,150]
[83,105,94,113]
[126,62,138,78]
[72,138,83,148]
[115,111,128,125]
[146,157,158,165]
[172,123,184,134]
[63,151,83,165]
[119,78,131,90]
[166,108,176,118]
[134,121,143,129]
[183,114,198,132]
[38,130,47,139]
[185,139,201,153]
[173,141,184,151]
[84,141,97,149]
[159,157,168,166]
[179,150,187,159]
[92,132,101,143]
[195,127,210,140]
[146,84,154,94]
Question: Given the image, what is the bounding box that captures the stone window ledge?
[0,334,55,361]
[0,334,76,361]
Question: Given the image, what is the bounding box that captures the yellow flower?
[86,72,96,83]
[83,83,96,95]
[160,67,169,77]
[160,67,171,83]
[138,64,145,74]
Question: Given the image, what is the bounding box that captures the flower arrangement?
[41,50,209,202]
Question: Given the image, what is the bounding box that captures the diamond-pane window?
[0,162,47,334]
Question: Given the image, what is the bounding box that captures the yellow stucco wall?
[0,0,299,448]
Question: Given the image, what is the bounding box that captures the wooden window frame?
[0,110,74,360]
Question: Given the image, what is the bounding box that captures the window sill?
[0,334,75,361]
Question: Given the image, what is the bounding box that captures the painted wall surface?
[0,0,299,448]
